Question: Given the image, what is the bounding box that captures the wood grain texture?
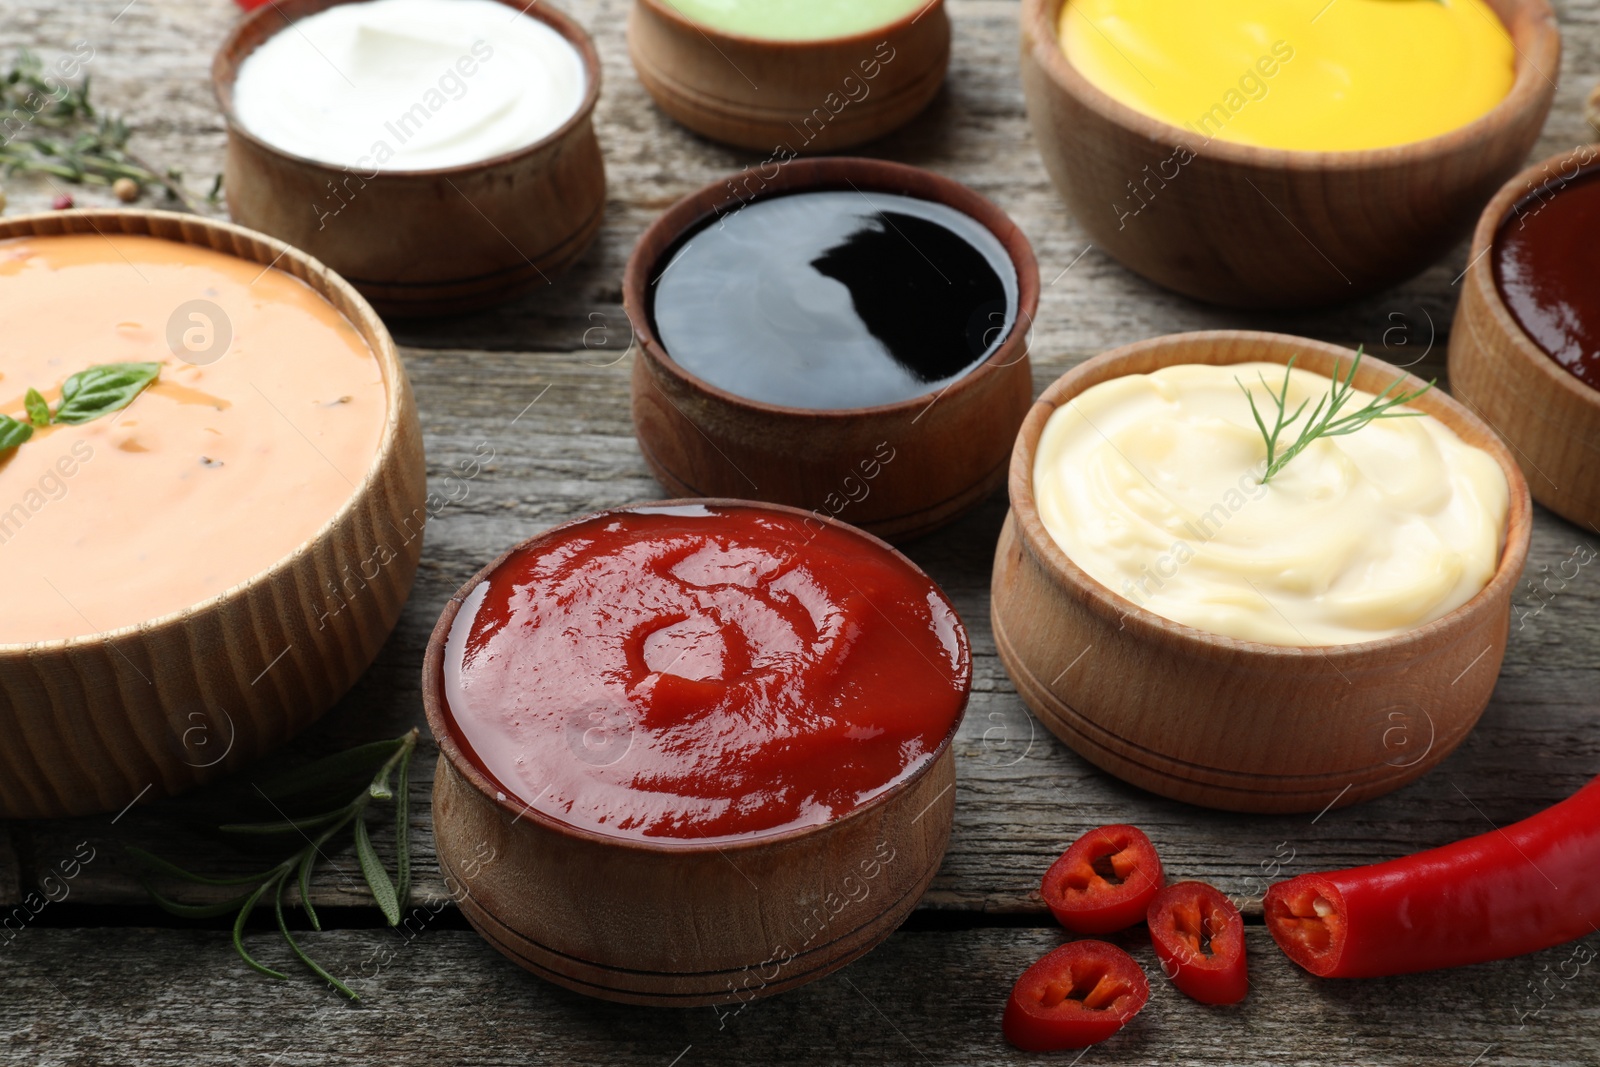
[1449,146,1600,532]
[0,0,1598,1060]
[5,925,1600,1065]
[1018,0,1562,309]
[627,0,949,153]
[993,332,1534,812]
[625,157,1037,541]
[214,0,607,317]
[0,210,428,820]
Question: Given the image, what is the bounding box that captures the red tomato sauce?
[439,503,970,843]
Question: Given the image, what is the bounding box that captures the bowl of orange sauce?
[0,210,426,819]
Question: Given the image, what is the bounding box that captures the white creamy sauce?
[232,0,586,171]
[1033,363,1510,647]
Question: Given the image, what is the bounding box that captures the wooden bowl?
[1449,147,1600,530]
[1018,0,1560,309]
[624,157,1038,543]
[0,210,427,820]
[423,500,970,1006]
[991,331,1532,814]
[213,0,605,318]
[627,0,948,153]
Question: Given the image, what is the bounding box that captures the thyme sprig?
[1238,348,1435,484]
[0,49,213,212]
[130,729,419,1001]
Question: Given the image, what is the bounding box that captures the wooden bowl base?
[346,197,604,318]
[429,739,959,1006]
[633,432,1009,544]
[443,849,938,1007]
[992,598,1471,814]
[629,39,948,154]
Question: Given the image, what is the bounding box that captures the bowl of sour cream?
[991,331,1532,814]
[214,0,605,317]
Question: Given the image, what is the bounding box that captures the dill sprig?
[1238,348,1435,484]
[0,49,215,212]
[129,729,419,1001]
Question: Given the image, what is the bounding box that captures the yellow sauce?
[1059,0,1516,151]
[0,235,387,644]
[1033,363,1509,646]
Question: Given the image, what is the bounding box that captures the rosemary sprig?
[130,729,420,1001]
[1238,347,1435,484]
[0,49,209,212]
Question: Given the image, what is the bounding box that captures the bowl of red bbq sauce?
[1449,146,1600,530]
[422,500,971,1005]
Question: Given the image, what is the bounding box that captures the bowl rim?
[211,0,604,179]
[1461,145,1600,413]
[1007,330,1534,662]
[0,208,410,655]
[421,497,974,855]
[635,0,945,49]
[1019,0,1561,170]
[621,155,1041,422]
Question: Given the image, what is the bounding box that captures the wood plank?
[3,924,1598,1064]
[0,0,1598,954]
[10,344,1599,913]
[0,828,17,909]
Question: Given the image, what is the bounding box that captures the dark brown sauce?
[650,190,1018,410]
[1494,165,1600,391]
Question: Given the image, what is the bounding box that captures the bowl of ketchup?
[422,500,971,1005]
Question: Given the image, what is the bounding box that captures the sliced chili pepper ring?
[1041,823,1165,934]
[1003,940,1151,1051]
[1264,875,1346,976]
[1147,880,1250,1004]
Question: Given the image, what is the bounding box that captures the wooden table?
[4,1,1599,1062]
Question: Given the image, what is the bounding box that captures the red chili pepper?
[1266,774,1600,978]
[1040,824,1165,934]
[1003,940,1150,1051]
[233,0,274,10]
[1147,881,1249,1004]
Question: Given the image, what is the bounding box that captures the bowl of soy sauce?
[624,157,1039,543]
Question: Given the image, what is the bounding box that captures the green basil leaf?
[53,362,161,425]
[24,388,50,427]
[0,414,32,453]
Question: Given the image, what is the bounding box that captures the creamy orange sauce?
[0,234,387,644]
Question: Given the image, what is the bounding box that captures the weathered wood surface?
[6,926,1600,1066]
[2,0,1599,1061]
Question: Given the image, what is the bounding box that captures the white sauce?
[1033,363,1510,647]
[232,0,586,171]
